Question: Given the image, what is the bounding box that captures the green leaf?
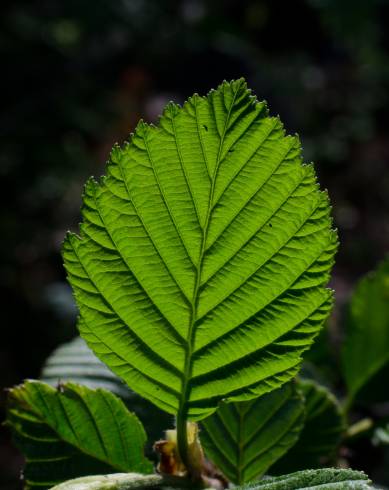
[40,336,171,454]
[63,78,337,421]
[6,381,153,489]
[342,257,389,405]
[270,379,345,474]
[41,336,130,399]
[50,469,372,490]
[50,474,163,490]
[200,382,305,484]
[239,468,371,489]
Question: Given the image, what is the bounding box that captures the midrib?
[178,83,242,421]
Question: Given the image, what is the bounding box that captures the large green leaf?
[270,379,345,474]
[241,468,371,490]
[6,381,152,489]
[50,469,372,490]
[63,78,337,421]
[200,382,305,484]
[342,257,389,406]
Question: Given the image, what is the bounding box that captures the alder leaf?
[239,468,371,490]
[200,382,305,484]
[50,474,163,490]
[64,78,337,420]
[6,381,152,489]
[342,257,389,405]
[49,469,372,490]
[270,379,345,474]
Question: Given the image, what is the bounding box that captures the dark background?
[1,0,389,488]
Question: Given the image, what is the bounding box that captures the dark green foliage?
[270,380,345,474]
[6,381,152,489]
[200,383,305,483]
[200,378,345,483]
[40,336,171,455]
[342,257,389,406]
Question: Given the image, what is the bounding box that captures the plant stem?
[176,410,204,483]
[176,407,189,470]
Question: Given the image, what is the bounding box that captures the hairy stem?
[52,473,205,490]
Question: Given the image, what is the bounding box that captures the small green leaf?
[63,78,337,421]
[239,468,371,489]
[50,474,163,490]
[200,383,305,484]
[6,381,153,489]
[270,379,345,474]
[342,257,389,405]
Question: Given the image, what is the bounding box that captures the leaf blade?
[49,469,372,490]
[200,383,305,484]
[6,381,153,489]
[241,468,371,490]
[270,379,345,474]
[341,257,389,404]
[64,79,337,419]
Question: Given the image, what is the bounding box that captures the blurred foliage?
[2,0,389,488]
[342,257,389,406]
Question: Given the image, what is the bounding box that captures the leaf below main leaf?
[239,468,371,489]
[270,379,345,474]
[40,336,171,455]
[200,382,305,484]
[64,78,337,421]
[6,381,152,489]
[49,468,372,490]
